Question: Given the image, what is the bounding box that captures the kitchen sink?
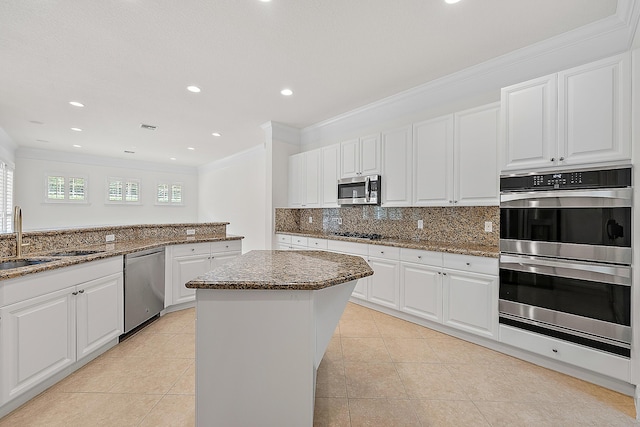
[0,258,58,270]
[49,250,104,257]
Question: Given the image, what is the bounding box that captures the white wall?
[15,149,198,231]
[198,146,267,253]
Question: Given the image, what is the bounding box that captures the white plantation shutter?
[107,177,141,204]
[5,167,13,231]
[157,182,183,205]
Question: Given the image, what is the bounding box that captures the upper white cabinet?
[381,126,412,206]
[414,103,499,206]
[288,149,322,208]
[501,53,631,172]
[321,144,340,207]
[340,134,381,178]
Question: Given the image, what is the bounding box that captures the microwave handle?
[365,176,370,202]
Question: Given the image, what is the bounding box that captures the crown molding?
[198,144,265,173]
[15,147,198,175]
[301,1,640,145]
[261,121,301,146]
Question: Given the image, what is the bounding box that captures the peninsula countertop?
[186,250,373,291]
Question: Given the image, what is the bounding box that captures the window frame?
[105,177,142,205]
[0,161,14,232]
[156,182,184,206]
[44,173,89,204]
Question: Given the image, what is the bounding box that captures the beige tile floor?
[0,303,637,426]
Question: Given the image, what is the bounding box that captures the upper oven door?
[500,188,632,263]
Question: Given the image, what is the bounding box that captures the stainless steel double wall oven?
[499,167,632,357]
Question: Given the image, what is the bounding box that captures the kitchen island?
[186,250,373,427]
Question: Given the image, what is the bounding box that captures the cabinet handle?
[466,262,470,266]
[454,200,458,204]
[380,251,384,254]
[559,157,565,161]
[552,349,558,353]
[550,157,555,162]
[438,272,442,275]
[72,291,78,295]
[417,256,422,259]
[79,289,85,293]
[443,272,447,276]
[449,200,453,204]
[191,248,195,252]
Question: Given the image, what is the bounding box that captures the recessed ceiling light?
[72,144,82,148]
[280,88,293,96]
[187,86,201,93]
[259,0,272,2]
[445,0,461,3]
[212,132,222,137]
[69,101,85,107]
[187,147,195,151]
[170,157,177,161]
[71,127,82,132]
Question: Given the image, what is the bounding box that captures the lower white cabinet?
[0,258,123,406]
[400,262,442,323]
[442,268,498,339]
[169,241,241,306]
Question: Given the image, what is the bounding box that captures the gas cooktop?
[332,232,384,240]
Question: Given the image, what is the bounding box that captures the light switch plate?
[484,221,493,232]
[309,216,313,223]
[105,234,115,242]
[417,220,424,229]
[186,229,196,235]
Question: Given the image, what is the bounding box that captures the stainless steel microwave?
[337,175,381,206]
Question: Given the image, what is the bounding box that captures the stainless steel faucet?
[14,205,28,258]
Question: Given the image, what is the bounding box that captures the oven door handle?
[500,188,632,208]
[499,254,631,286]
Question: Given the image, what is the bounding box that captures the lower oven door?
[499,254,631,355]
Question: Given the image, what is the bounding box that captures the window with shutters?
[45,173,87,203]
[156,182,183,205]
[0,162,14,232]
[107,177,141,204]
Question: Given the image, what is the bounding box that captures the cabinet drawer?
[327,239,368,256]
[400,248,443,266]
[499,325,630,382]
[291,236,308,247]
[308,238,328,250]
[211,240,242,253]
[276,234,292,244]
[172,243,211,257]
[443,253,497,275]
[368,245,400,260]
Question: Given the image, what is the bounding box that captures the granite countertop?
[278,231,499,258]
[0,234,243,281]
[186,250,373,291]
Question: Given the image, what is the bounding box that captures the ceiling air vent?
[140,123,157,130]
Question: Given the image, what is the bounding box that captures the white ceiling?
[0,0,622,167]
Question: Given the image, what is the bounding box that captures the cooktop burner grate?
[332,232,383,240]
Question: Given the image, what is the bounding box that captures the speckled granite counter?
[277,231,499,258]
[0,233,243,281]
[186,250,373,290]
[192,250,370,426]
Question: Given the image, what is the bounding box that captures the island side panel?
[195,288,315,427]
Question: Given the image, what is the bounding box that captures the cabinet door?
[1,288,76,403]
[288,153,303,207]
[400,263,442,323]
[321,144,340,207]
[76,273,124,360]
[172,254,210,305]
[340,139,360,178]
[210,251,241,268]
[454,103,499,206]
[303,149,321,207]
[382,126,412,206]
[367,257,400,309]
[413,115,454,206]
[442,270,498,339]
[558,53,631,166]
[360,134,381,176]
[500,74,557,171]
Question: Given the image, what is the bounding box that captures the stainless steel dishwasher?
[124,247,165,334]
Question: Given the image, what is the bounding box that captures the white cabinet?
[501,53,631,172]
[413,103,499,207]
[442,254,498,339]
[367,246,400,310]
[381,126,412,206]
[400,249,444,323]
[340,134,381,178]
[321,144,340,207]
[288,149,321,208]
[169,241,242,306]
[0,257,123,405]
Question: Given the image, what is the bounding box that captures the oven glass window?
[500,207,631,247]
[499,269,630,326]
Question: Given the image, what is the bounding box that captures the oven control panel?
[501,167,631,192]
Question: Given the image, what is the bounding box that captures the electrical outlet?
[484,221,493,232]
[309,216,313,223]
[186,229,196,235]
[105,234,115,242]
[337,218,342,225]
[417,220,424,229]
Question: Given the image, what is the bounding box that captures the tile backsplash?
[276,206,499,247]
